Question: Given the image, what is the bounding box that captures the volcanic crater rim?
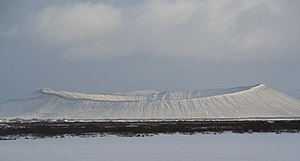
[39,84,265,102]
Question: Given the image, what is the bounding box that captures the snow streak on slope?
[1,84,300,119]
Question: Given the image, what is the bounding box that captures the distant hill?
[1,84,300,120]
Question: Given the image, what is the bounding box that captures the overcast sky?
[1,0,300,102]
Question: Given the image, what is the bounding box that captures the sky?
[0,0,300,102]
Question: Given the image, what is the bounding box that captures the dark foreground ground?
[1,120,300,140]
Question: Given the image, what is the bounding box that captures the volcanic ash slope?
[1,84,300,120]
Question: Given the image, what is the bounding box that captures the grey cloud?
[0,26,18,37]
[19,0,298,62]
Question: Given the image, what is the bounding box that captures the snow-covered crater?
[39,84,257,101]
[1,84,300,120]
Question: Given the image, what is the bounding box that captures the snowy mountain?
[1,84,300,120]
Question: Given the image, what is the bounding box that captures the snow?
[39,85,254,101]
[1,84,300,119]
[0,133,300,161]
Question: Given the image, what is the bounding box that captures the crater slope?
[1,84,300,120]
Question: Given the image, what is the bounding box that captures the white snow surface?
[1,84,300,119]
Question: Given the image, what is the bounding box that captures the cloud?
[137,0,198,31]
[0,26,18,37]
[35,2,121,44]
[26,0,300,62]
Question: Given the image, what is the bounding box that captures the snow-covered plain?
[1,84,300,119]
[0,133,299,161]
